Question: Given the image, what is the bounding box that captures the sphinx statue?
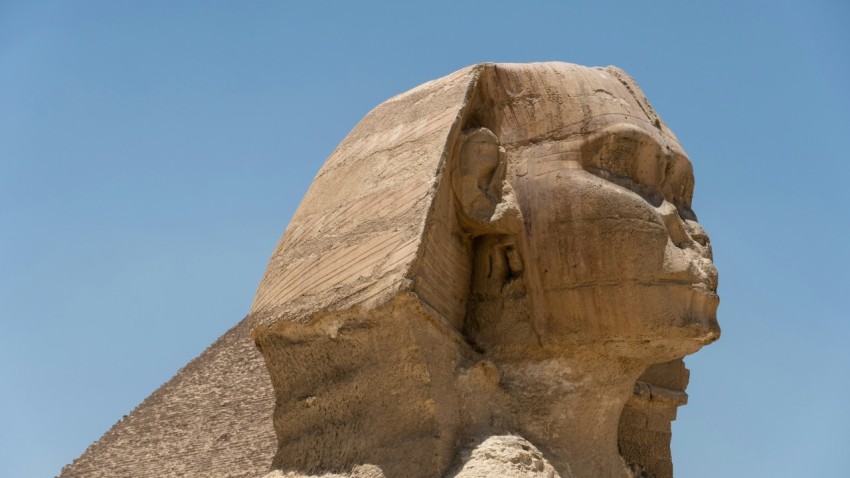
[59,62,718,478]
[251,62,719,478]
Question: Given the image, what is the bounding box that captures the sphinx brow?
[530,150,582,163]
[605,132,664,152]
[588,134,666,176]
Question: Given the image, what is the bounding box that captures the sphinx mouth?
[640,277,720,295]
[686,282,719,297]
[656,269,718,294]
[681,274,719,298]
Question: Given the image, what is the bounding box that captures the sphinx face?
[464,132,719,360]
[513,120,719,358]
[452,66,721,359]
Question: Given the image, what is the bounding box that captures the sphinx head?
[250,62,720,477]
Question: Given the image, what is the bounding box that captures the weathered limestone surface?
[61,62,719,478]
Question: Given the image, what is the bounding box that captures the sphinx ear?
[452,128,522,235]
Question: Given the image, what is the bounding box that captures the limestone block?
[450,435,562,478]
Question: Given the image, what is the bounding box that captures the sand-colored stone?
[60,62,719,478]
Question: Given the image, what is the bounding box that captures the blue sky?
[1,1,848,477]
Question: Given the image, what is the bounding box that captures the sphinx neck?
[494,349,643,478]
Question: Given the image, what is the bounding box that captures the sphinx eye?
[691,232,709,246]
[677,205,697,221]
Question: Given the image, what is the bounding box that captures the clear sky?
[1,1,848,477]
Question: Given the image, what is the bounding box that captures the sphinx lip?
[655,277,718,294]
[689,283,719,297]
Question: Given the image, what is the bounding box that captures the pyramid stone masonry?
[60,62,719,478]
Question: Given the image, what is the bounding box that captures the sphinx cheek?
[520,168,669,289]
